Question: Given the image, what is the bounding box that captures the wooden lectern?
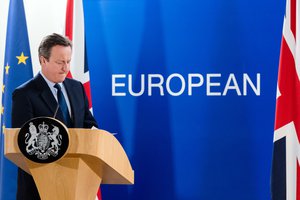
[3,128,134,200]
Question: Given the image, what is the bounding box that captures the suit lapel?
[33,73,61,118]
[63,78,78,126]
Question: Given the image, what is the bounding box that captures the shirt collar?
[40,71,63,88]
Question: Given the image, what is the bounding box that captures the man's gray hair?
[38,33,72,63]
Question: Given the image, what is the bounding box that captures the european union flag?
[0,0,33,199]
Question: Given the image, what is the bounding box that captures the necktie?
[54,84,72,127]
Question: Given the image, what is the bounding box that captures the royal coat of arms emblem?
[25,122,62,160]
[18,117,69,163]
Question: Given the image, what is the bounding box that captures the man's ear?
[40,56,46,65]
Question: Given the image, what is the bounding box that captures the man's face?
[41,45,72,83]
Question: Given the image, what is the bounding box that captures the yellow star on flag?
[16,52,28,65]
[2,124,5,133]
[2,85,5,93]
[5,64,10,74]
[1,105,4,115]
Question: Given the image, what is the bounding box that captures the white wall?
[0,0,67,77]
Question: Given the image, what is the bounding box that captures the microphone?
[53,102,60,119]
[52,99,74,127]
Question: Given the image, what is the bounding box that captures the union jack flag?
[65,0,101,199]
[271,0,300,199]
[65,0,93,109]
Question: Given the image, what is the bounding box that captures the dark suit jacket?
[12,73,98,200]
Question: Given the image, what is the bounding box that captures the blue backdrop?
[83,0,285,199]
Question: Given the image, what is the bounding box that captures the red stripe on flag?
[275,36,300,137]
[65,0,74,41]
[83,81,92,109]
[66,0,74,79]
[291,0,297,39]
[97,188,102,200]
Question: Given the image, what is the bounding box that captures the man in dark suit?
[11,33,98,200]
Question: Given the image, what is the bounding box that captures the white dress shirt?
[40,71,72,116]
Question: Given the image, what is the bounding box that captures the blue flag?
[0,0,33,199]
